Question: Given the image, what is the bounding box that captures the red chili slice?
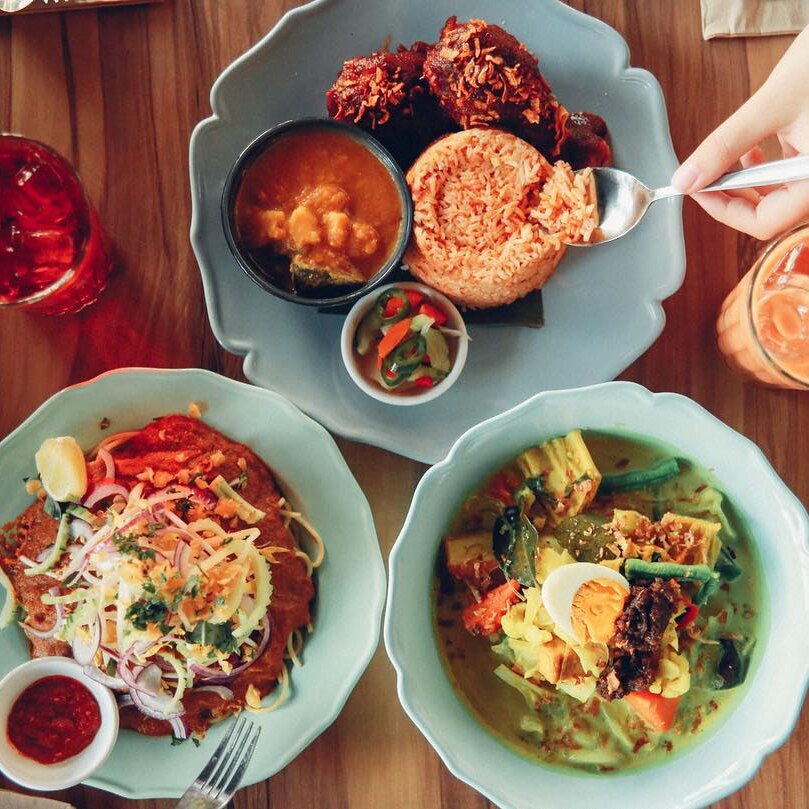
[676,601,699,628]
[382,296,407,319]
[405,290,425,309]
[418,302,448,326]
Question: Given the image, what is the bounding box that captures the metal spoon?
[572,154,809,245]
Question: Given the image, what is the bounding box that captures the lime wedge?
[35,436,88,503]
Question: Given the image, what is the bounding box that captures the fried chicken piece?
[423,17,569,159]
[559,111,612,169]
[326,43,455,167]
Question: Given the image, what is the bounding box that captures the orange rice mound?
[404,128,597,309]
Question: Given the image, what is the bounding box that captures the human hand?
[671,25,809,239]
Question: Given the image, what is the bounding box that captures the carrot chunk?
[462,580,521,636]
[624,691,681,733]
[377,317,413,361]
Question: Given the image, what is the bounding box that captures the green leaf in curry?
[492,506,538,587]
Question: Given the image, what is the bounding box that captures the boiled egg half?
[541,562,629,644]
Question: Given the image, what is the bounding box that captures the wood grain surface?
[0,1,806,807]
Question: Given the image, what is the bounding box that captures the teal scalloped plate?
[385,381,809,809]
[0,368,386,799]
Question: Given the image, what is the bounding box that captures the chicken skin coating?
[422,17,568,158]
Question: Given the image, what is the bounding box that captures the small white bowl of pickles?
[340,281,469,406]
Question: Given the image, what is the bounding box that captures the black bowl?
[221,117,414,309]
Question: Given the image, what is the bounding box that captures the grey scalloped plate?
[189,0,685,464]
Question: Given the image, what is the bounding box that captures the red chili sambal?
[7,675,101,764]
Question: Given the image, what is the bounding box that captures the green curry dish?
[434,429,762,774]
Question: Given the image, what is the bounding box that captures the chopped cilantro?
[236,471,248,491]
[185,620,238,654]
[170,576,200,610]
[125,591,169,631]
[175,498,192,519]
[114,534,157,562]
[106,658,118,677]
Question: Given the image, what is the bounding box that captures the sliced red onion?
[70,519,94,543]
[71,616,101,666]
[18,555,36,568]
[190,487,217,509]
[130,687,184,721]
[97,447,116,481]
[83,663,127,691]
[62,526,113,577]
[35,545,54,563]
[117,651,145,692]
[173,541,195,578]
[81,569,103,586]
[196,685,234,700]
[168,716,187,739]
[146,488,193,508]
[84,480,129,509]
[189,616,271,683]
[199,540,217,557]
[113,509,149,535]
[135,663,164,695]
[173,540,189,569]
[22,588,65,639]
[163,509,191,532]
[134,637,160,655]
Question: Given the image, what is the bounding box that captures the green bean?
[624,558,715,583]
[599,457,681,494]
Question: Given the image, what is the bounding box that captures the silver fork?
[175,715,262,809]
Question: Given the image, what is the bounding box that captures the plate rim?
[0,367,387,799]
[188,0,686,464]
[383,380,809,809]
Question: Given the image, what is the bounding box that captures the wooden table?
[0,1,806,807]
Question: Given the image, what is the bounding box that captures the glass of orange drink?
[717,222,809,390]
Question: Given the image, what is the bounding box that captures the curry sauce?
[234,128,404,295]
[434,431,763,773]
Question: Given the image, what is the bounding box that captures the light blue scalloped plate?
[189,0,685,464]
[385,382,809,809]
[0,368,385,799]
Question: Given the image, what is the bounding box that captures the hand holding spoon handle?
[699,154,809,193]
[650,155,809,203]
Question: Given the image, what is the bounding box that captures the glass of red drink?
[0,135,112,314]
